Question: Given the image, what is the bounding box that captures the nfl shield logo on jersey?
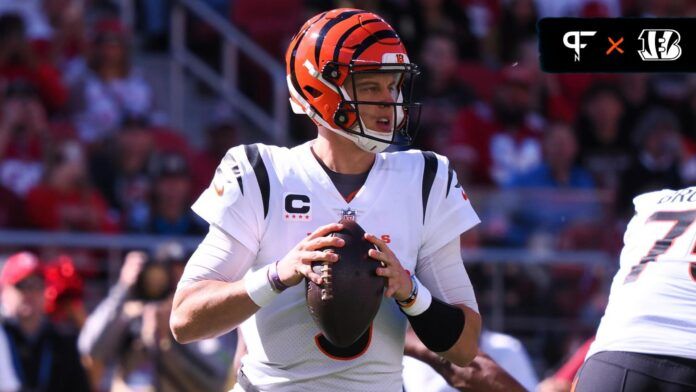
[341,207,357,221]
[284,193,312,221]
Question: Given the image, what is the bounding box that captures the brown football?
[305,219,385,347]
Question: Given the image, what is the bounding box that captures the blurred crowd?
[0,0,695,391]
[0,0,242,238]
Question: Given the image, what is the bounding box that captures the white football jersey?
[191,142,480,391]
[588,187,696,361]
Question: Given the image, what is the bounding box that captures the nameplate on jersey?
[284,193,312,221]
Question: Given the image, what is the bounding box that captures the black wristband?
[404,296,465,352]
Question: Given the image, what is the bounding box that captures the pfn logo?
[563,31,597,61]
[638,29,682,61]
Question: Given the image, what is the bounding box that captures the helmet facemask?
[326,61,422,153]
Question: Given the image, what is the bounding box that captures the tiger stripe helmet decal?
[285,8,421,153]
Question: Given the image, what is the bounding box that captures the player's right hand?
[277,223,344,287]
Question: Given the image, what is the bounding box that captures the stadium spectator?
[0,80,53,197]
[89,116,156,231]
[678,81,696,183]
[636,0,688,16]
[0,0,52,41]
[508,122,594,189]
[447,65,545,186]
[617,107,684,217]
[192,117,239,194]
[138,0,170,52]
[0,251,91,392]
[677,78,696,147]
[535,0,620,17]
[413,31,475,152]
[79,246,233,392]
[575,83,632,190]
[25,140,115,232]
[498,0,538,64]
[0,184,25,228]
[618,74,656,130]
[42,255,86,335]
[504,123,598,247]
[0,323,20,392]
[400,0,479,59]
[71,18,154,144]
[144,152,207,235]
[42,0,88,79]
[0,13,67,112]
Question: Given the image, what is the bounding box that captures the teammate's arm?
[405,329,525,392]
[170,223,344,343]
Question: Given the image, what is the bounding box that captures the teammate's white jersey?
[588,187,696,361]
[190,142,480,391]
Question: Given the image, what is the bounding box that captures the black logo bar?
[538,18,696,72]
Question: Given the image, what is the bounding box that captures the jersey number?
[625,210,696,283]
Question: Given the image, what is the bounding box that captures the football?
[305,218,385,347]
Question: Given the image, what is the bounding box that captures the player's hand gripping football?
[365,233,413,301]
[276,223,345,287]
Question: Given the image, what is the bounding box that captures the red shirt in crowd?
[0,63,68,111]
[448,103,544,185]
[25,184,117,232]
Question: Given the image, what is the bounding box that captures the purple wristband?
[268,261,289,293]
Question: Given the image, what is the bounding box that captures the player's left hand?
[364,233,413,301]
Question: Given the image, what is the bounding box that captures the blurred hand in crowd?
[119,251,147,288]
[140,298,173,350]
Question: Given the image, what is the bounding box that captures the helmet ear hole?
[304,85,323,98]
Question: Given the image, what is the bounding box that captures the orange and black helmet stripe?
[332,18,381,61]
[288,11,328,115]
[314,10,367,65]
[351,29,400,61]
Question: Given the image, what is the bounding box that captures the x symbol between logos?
[606,37,624,55]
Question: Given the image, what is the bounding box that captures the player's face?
[345,72,400,133]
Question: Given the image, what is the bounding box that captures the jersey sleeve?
[177,224,256,288]
[416,237,479,312]
[191,145,266,254]
[419,152,480,258]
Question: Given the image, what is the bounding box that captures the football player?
[170,8,481,391]
[575,187,696,391]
